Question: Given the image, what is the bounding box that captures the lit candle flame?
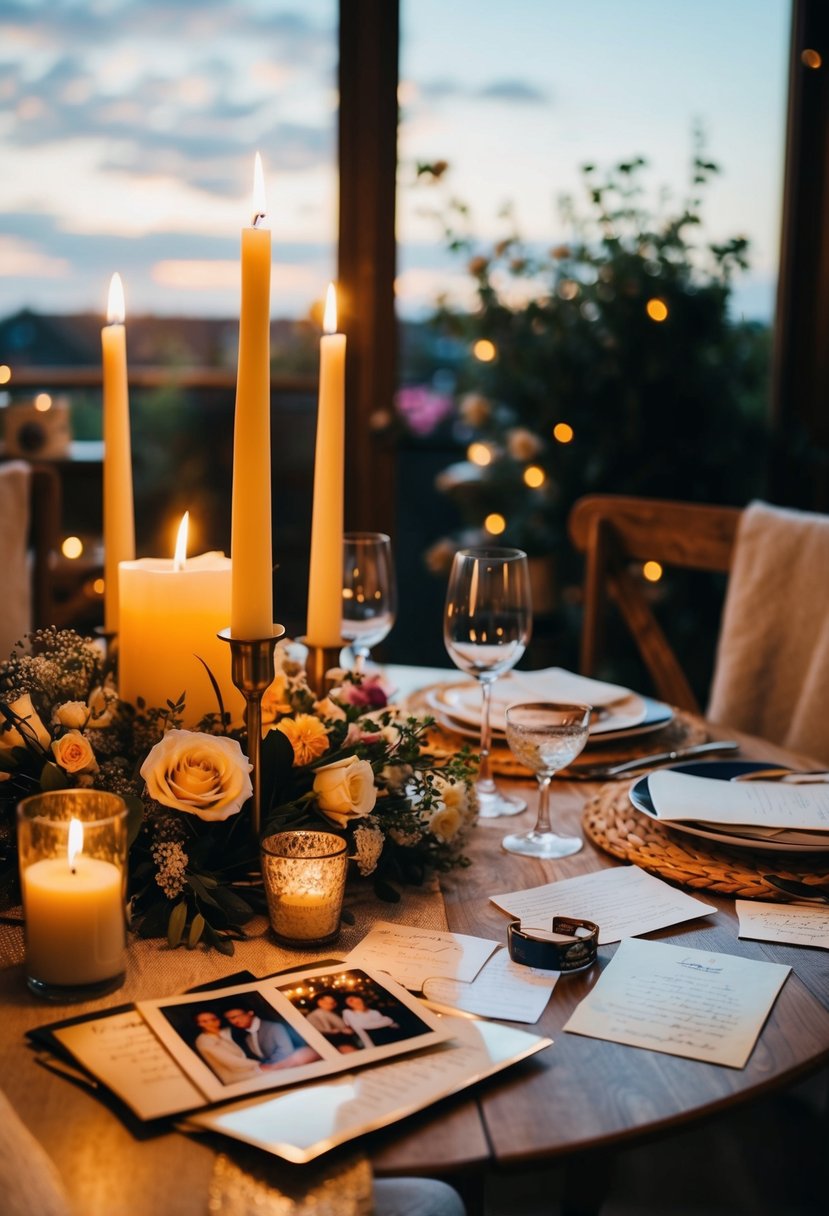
[173,511,189,571]
[323,282,337,335]
[68,817,83,872]
[252,152,267,227]
[107,273,125,325]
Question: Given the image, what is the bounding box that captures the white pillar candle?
[118,515,242,726]
[230,153,274,639]
[306,284,346,647]
[23,853,125,987]
[101,272,135,634]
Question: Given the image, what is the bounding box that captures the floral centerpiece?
[0,628,475,953]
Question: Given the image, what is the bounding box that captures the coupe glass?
[502,702,591,857]
[444,547,532,818]
[341,532,397,672]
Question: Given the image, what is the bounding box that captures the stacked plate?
[630,760,829,854]
[423,667,674,748]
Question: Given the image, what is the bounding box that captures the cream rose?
[429,803,463,843]
[52,730,98,774]
[140,729,252,822]
[52,701,89,729]
[86,683,118,729]
[313,756,377,827]
[0,693,51,753]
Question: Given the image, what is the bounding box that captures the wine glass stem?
[353,648,368,675]
[534,774,553,834]
[477,677,496,794]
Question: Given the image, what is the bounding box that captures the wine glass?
[443,547,532,818]
[502,702,591,857]
[341,532,397,672]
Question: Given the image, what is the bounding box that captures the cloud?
[0,234,69,278]
[477,80,549,104]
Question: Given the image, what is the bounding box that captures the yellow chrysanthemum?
[277,713,330,766]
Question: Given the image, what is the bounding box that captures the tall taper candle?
[230,153,273,638]
[101,272,135,634]
[306,283,346,647]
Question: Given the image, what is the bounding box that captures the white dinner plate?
[629,760,829,854]
[425,685,674,745]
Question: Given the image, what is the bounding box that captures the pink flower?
[335,675,392,710]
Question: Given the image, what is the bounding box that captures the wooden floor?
[482,1077,828,1216]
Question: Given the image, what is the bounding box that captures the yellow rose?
[0,693,51,753]
[140,729,252,822]
[261,674,292,725]
[52,730,98,775]
[313,756,377,827]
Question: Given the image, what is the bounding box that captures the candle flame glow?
[107,273,125,325]
[173,511,189,571]
[68,818,83,871]
[323,282,337,334]
[252,152,267,227]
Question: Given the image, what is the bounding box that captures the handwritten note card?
[423,947,558,1024]
[53,1010,204,1120]
[564,938,790,1068]
[346,921,499,990]
[648,771,829,830]
[491,865,716,945]
[736,899,829,950]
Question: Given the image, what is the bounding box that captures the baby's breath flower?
[151,839,188,900]
[352,823,384,876]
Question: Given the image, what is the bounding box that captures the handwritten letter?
[491,865,716,944]
[736,899,829,950]
[563,937,790,1068]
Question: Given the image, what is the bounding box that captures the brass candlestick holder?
[94,626,118,669]
[218,626,285,842]
[300,638,345,700]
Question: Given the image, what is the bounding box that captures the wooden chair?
[567,494,742,713]
[0,461,60,654]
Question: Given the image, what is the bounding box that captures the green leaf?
[373,878,401,903]
[188,913,205,948]
[167,901,187,949]
[203,922,235,956]
[187,873,222,909]
[194,655,226,727]
[40,761,68,791]
[124,795,145,847]
[211,886,255,922]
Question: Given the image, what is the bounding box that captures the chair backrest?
[0,461,60,657]
[568,494,742,713]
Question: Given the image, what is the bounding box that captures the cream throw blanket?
[0,461,31,659]
[707,500,829,763]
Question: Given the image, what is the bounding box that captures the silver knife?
[579,740,740,778]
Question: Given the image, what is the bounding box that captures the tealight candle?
[18,790,128,1000]
[261,830,347,947]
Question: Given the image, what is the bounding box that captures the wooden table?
[2,668,828,1215]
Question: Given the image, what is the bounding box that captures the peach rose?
[52,730,98,775]
[313,756,377,827]
[140,729,252,822]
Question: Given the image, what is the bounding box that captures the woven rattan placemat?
[584,781,829,900]
[406,684,707,778]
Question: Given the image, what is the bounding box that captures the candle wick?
[252,211,267,229]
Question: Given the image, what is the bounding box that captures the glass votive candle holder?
[17,789,128,1001]
[261,830,348,948]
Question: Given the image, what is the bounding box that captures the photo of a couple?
[166,995,321,1087]
[281,969,431,1053]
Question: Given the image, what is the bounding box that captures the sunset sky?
[0,0,790,322]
